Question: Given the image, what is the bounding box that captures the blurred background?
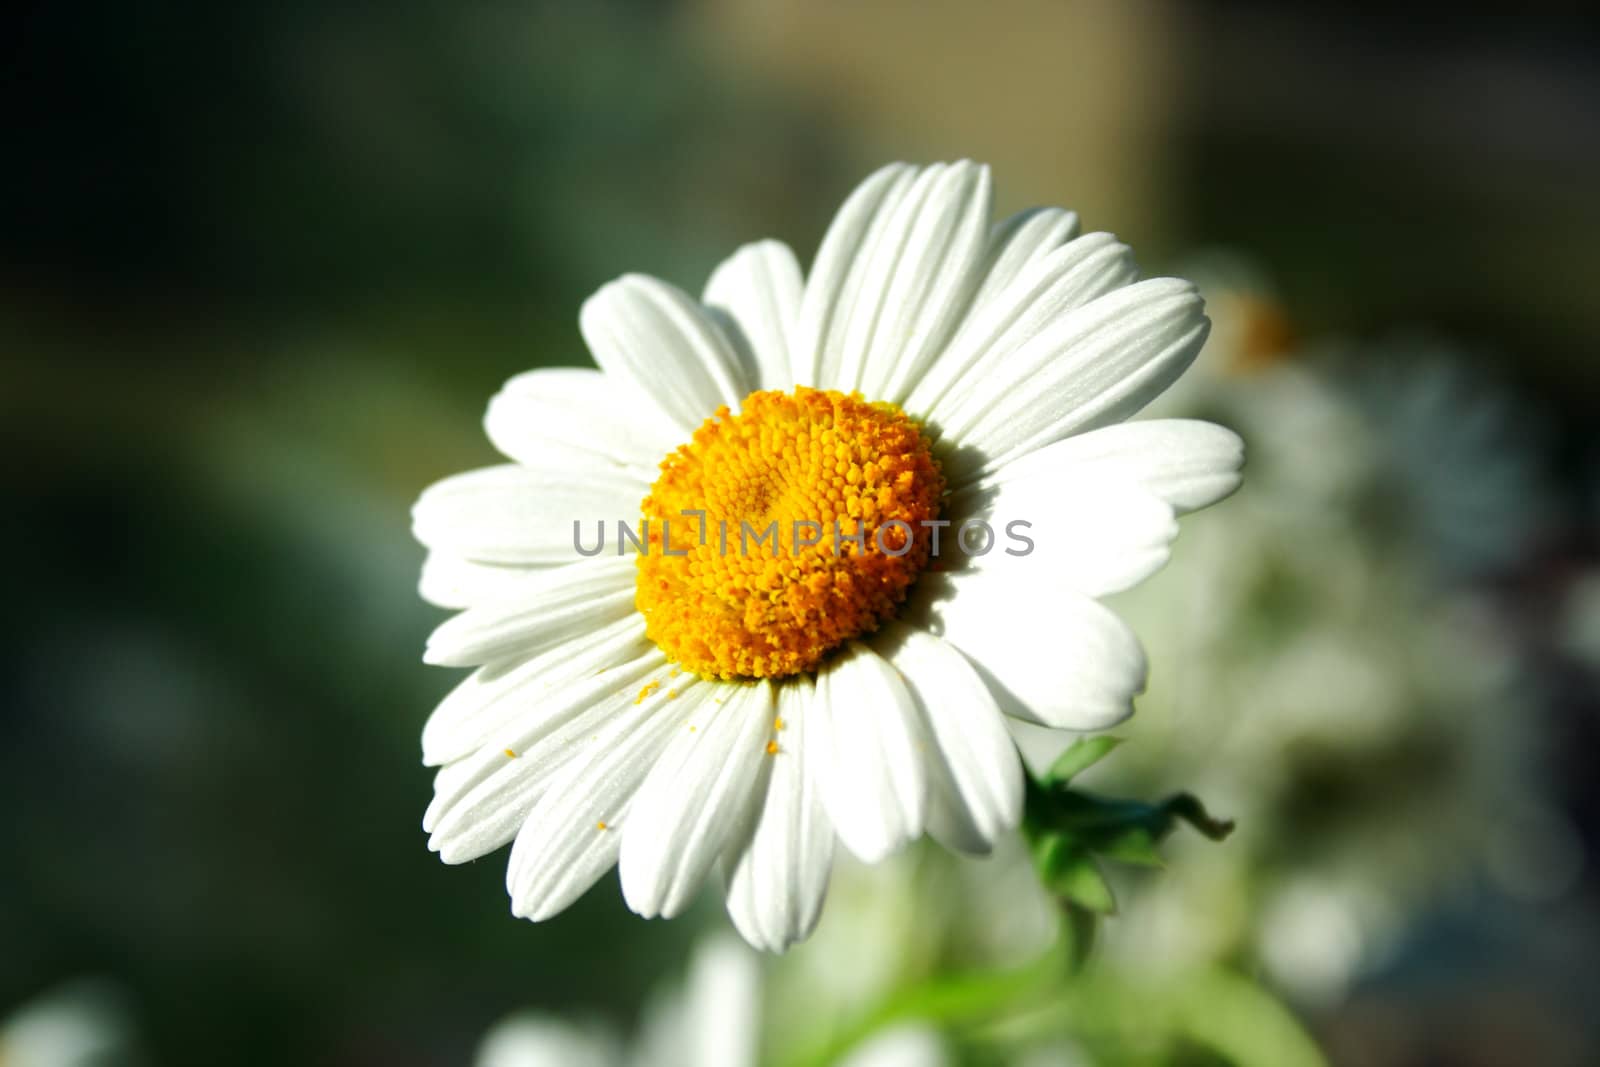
[5,2,1599,1064]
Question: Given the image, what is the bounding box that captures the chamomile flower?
[413,161,1242,950]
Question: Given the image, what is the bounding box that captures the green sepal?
[1045,840,1117,915]
[1093,825,1166,868]
[1022,744,1234,929]
[1044,735,1123,785]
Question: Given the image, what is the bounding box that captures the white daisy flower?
[413,160,1243,951]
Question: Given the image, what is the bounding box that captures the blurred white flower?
[1559,570,1600,667]
[476,1016,619,1067]
[1175,253,1554,580]
[835,1027,952,1067]
[0,980,138,1067]
[477,937,757,1067]
[1068,259,1573,1000]
[1350,337,1554,578]
[475,936,955,1067]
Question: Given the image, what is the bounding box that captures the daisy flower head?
[413,161,1244,951]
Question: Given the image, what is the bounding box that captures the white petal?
[723,678,835,952]
[425,636,664,863]
[421,614,651,766]
[790,163,917,389]
[903,571,1147,732]
[967,418,1246,513]
[703,239,804,393]
[427,758,480,826]
[412,464,645,565]
[484,367,678,474]
[935,277,1210,486]
[907,231,1137,421]
[419,551,549,610]
[967,206,1081,312]
[505,679,714,922]
[851,162,994,405]
[945,472,1179,598]
[621,681,774,919]
[810,164,934,393]
[873,622,1023,853]
[580,274,751,435]
[807,642,929,862]
[425,557,638,667]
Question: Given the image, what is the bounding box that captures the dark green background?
[6,4,1599,1064]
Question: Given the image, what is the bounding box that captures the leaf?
[1020,760,1233,939]
[1093,825,1166,868]
[1160,793,1236,842]
[1045,735,1123,785]
[1043,841,1116,915]
[1176,967,1329,1067]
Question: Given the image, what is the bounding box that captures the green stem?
[780,769,1240,1067]
[778,924,1076,1067]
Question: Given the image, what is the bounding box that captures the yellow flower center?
[636,387,944,679]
